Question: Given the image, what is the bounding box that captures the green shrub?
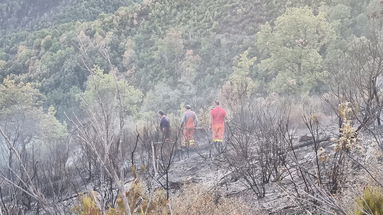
[354,186,383,215]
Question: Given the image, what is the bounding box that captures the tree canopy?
[256,7,336,95]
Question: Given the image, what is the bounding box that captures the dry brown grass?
[73,181,254,215]
[171,185,253,215]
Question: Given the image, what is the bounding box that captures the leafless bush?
[137,122,182,200]
[281,103,363,214]
[154,139,178,200]
[0,126,72,214]
[327,24,383,133]
[220,100,290,198]
[68,111,135,215]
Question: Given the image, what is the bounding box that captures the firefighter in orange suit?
[181,105,198,146]
[210,101,227,143]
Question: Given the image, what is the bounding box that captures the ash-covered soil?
[160,127,383,215]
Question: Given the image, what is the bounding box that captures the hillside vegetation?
[2,0,383,214]
[0,0,375,118]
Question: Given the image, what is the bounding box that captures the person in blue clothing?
[158,111,171,141]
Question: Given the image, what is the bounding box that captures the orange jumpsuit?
[182,110,197,146]
[211,106,227,142]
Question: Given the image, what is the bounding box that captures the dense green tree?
[0,78,67,141]
[256,7,336,95]
[221,51,257,111]
[79,66,143,118]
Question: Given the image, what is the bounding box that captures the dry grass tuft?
[171,185,253,215]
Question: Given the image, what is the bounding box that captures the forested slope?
[0,0,377,118]
[0,0,138,32]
